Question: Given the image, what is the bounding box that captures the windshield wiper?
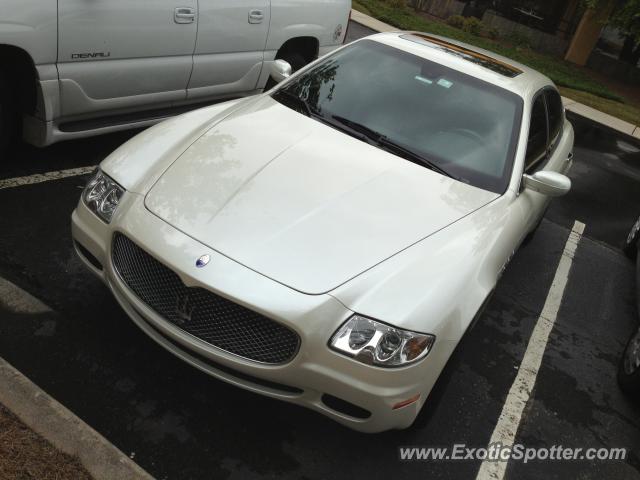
[377,137,455,179]
[331,115,455,180]
[272,89,316,117]
[331,115,385,143]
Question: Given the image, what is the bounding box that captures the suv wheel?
[0,75,16,154]
[623,216,640,260]
[618,326,640,398]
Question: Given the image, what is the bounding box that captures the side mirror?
[269,59,292,84]
[523,170,571,197]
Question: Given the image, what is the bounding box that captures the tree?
[584,0,640,64]
[610,0,640,64]
[409,0,429,13]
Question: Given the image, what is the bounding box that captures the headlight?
[330,315,435,367]
[82,169,125,223]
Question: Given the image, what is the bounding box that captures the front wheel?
[264,52,308,91]
[618,326,640,398]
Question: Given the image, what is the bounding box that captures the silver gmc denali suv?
[0,0,351,151]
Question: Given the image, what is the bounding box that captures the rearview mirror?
[270,59,292,84]
[523,170,571,197]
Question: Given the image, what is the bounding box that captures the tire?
[623,215,640,260]
[264,51,309,91]
[617,326,640,398]
[0,75,16,154]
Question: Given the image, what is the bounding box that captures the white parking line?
[476,220,585,480]
[0,166,95,190]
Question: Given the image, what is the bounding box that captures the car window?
[545,89,563,146]
[271,40,523,194]
[525,95,548,172]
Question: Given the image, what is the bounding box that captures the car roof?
[366,32,553,100]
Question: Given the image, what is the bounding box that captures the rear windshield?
[272,40,523,193]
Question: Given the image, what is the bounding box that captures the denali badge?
[196,254,210,268]
[71,52,111,59]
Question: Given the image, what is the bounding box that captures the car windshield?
[271,39,523,193]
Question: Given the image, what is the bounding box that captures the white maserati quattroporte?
[72,32,573,432]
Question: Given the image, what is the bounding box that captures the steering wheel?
[449,128,485,146]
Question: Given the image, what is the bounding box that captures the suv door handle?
[248,9,264,24]
[567,152,574,162]
[175,7,196,24]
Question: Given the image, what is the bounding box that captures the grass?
[352,0,629,105]
[352,0,372,15]
[559,87,640,125]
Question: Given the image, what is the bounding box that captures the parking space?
[1,25,640,480]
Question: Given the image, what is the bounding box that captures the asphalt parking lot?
[1,24,640,480]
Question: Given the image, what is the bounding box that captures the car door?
[518,88,571,233]
[187,0,270,100]
[518,91,551,233]
[542,89,572,177]
[57,0,197,118]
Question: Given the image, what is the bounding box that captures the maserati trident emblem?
[196,254,210,268]
[175,293,195,324]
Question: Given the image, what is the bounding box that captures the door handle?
[175,7,196,24]
[248,9,264,24]
[567,151,574,162]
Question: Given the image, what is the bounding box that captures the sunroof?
[400,33,523,78]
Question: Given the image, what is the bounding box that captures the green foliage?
[582,0,639,42]
[383,0,407,8]
[559,87,640,125]
[505,31,533,49]
[610,0,640,43]
[583,0,603,8]
[352,0,372,15]
[446,15,466,29]
[462,16,484,35]
[486,27,500,40]
[446,15,500,39]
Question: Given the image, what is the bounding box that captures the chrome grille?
[111,233,300,364]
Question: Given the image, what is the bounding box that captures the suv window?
[525,95,548,172]
[545,89,563,146]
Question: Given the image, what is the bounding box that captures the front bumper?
[71,193,450,432]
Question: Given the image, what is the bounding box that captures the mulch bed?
[0,403,92,480]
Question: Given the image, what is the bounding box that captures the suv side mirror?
[270,59,292,84]
[523,170,571,197]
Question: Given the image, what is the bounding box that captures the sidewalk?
[350,9,640,141]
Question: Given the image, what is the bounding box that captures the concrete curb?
[350,9,396,33]
[0,356,154,480]
[350,9,640,141]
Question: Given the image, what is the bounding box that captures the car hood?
[145,97,499,294]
